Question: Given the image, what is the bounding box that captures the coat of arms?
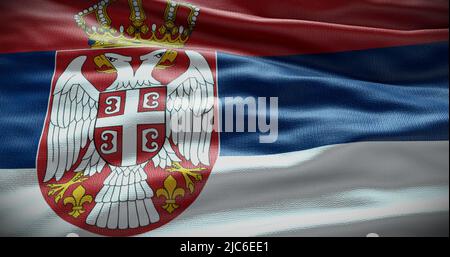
[36,0,218,236]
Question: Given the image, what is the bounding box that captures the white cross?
[96,89,164,166]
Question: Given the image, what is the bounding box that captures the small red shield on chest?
[94,87,167,166]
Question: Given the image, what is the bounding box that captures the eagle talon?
[47,172,87,203]
[166,162,206,193]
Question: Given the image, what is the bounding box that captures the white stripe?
[0,140,448,236]
[214,145,332,174]
[146,186,448,236]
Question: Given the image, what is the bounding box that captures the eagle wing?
[44,56,104,182]
[153,50,215,168]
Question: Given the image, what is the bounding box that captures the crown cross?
[74,0,200,48]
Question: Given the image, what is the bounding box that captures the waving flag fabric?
[0,0,448,236]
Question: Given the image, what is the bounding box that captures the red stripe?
[0,0,448,55]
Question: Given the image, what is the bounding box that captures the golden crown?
[74,0,200,48]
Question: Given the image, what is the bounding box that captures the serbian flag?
[0,0,448,237]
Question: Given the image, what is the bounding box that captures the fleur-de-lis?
[156,175,185,214]
[63,185,93,218]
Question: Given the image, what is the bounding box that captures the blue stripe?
[0,42,448,168]
[0,51,55,168]
[218,41,449,156]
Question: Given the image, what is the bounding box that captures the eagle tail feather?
[86,164,160,229]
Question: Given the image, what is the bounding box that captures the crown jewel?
[74,0,200,48]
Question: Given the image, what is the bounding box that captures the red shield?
[36,47,219,236]
[94,87,166,166]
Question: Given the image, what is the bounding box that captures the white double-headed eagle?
[43,49,214,229]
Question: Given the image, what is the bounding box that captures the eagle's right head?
[94,53,132,73]
[94,53,135,90]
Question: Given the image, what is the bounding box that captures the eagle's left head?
[140,49,178,70]
[133,49,178,87]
